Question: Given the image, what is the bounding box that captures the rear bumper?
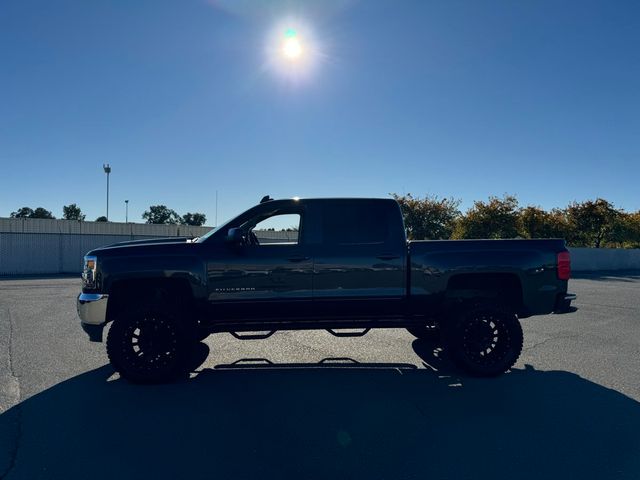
[77,293,108,342]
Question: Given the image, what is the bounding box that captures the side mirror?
[226,228,244,245]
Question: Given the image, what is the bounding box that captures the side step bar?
[228,329,372,339]
[326,328,371,338]
[229,331,276,340]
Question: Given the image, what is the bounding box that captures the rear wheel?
[106,306,190,383]
[444,304,523,377]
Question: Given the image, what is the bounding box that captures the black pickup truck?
[77,197,575,382]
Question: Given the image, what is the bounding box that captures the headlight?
[82,255,97,288]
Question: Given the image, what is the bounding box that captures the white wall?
[569,247,640,272]
[0,218,213,275]
[0,217,212,237]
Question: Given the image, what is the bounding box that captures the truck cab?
[200,197,406,323]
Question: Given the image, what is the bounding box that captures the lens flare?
[264,19,323,85]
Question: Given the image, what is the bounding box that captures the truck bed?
[408,238,568,316]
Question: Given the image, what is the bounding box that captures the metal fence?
[0,218,212,276]
[0,218,212,236]
[569,247,640,272]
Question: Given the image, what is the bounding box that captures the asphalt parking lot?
[1,274,639,479]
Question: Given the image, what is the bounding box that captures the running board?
[229,331,276,340]
[326,328,371,338]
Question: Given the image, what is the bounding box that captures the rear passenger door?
[312,200,405,318]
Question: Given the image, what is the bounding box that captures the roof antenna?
[260,195,273,203]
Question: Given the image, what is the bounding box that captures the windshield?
[196,203,264,243]
[195,214,237,243]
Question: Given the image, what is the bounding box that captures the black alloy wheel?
[445,305,523,377]
[107,307,189,383]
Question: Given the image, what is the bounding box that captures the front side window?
[250,213,300,245]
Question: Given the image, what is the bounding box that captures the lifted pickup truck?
[77,197,575,382]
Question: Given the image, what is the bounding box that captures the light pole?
[103,164,111,221]
[125,199,129,223]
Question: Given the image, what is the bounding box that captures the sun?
[265,21,321,83]
[282,37,303,60]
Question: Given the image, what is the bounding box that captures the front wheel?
[444,305,523,377]
[106,306,190,383]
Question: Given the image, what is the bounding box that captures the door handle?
[288,255,310,263]
[377,253,400,261]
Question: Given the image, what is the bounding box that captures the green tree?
[609,211,640,248]
[565,198,621,248]
[518,206,570,239]
[626,212,640,248]
[452,195,520,239]
[142,205,181,224]
[63,203,85,221]
[10,207,34,218]
[33,208,55,219]
[392,193,461,240]
[95,216,108,222]
[181,212,207,226]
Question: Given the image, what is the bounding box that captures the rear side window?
[322,203,390,245]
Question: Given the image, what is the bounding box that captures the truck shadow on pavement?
[1,341,639,480]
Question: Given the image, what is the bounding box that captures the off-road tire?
[106,305,190,383]
[444,304,523,377]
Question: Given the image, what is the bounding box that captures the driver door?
[206,207,313,320]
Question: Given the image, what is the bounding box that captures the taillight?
[557,251,571,280]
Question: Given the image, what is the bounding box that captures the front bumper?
[77,293,109,342]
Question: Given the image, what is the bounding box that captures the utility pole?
[125,199,129,223]
[103,164,111,221]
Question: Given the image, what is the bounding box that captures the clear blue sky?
[1,0,639,224]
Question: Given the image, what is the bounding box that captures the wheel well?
[106,278,194,322]
[445,273,523,311]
